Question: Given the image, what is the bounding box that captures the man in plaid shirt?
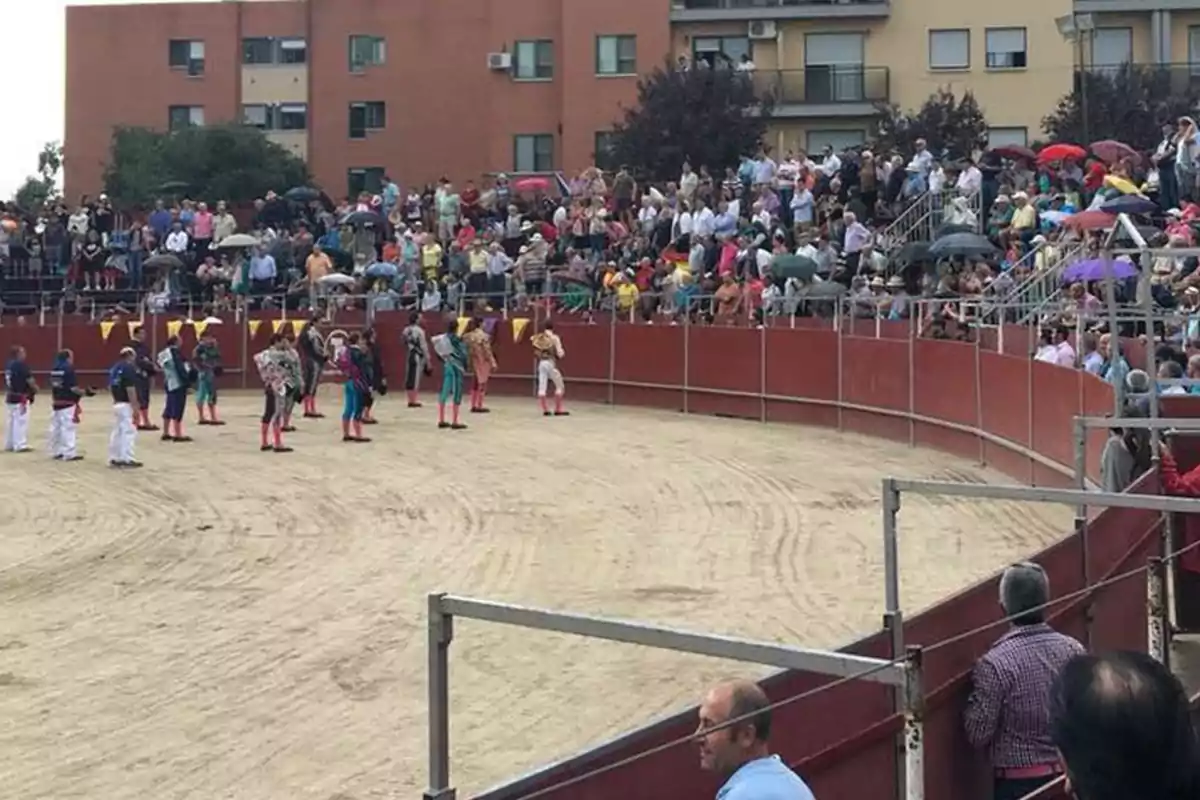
[964,562,1085,800]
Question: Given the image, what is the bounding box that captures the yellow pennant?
[456,317,470,336]
[99,321,115,341]
[193,320,209,337]
[512,317,530,343]
[272,319,286,334]
[166,320,183,339]
[291,319,306,338]
[127,321,140,339]
[248,319,262,337]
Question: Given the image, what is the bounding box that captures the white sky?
[0,0,218,200]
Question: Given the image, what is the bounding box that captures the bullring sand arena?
[0,390,1071,799]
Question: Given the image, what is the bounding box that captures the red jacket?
[1161,452,1200,496]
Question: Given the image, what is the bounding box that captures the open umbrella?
[1040,210,1072,226]
[514,176,550,193]
[935,223,975,238]
[770,253,820,281]
[156,180,190,194]
[364,261,400,279]
[1061,258,1138,283]
[927,232,998,259]
[891,241,932,266]
[1062,209,1117,231]
[989,145,1036,161]
[143,253,184,270]
[1099,194,1158,215]
[340,210,385,227]
[216,233,260,249]
[1037,143,1087,164]
[284,186,322,203]
[318,273,356,287]
[1090,140,1139,165]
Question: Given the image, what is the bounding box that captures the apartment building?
[63,0,1200,200]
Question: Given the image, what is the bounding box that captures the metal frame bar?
[888,479,1200,514]
[1075,417,1200,431]
[423,593,909,800]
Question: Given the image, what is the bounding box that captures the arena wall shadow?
[2,312,1187,800]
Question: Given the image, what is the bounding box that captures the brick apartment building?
[64,0,671,200]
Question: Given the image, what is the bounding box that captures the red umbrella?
[513,177,551,193]
[1062,209,1117,231]
[989,145,1036,161]
[1037,143,1087,164]
[1090,139,1139,165]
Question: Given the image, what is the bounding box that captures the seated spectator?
[964,562,1084,800]
[695,679,816,800]
[1049,651,1200,800]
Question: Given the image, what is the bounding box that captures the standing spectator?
[212,201,237,246]
[164,220,189,257]
[1050,651,1200,800]
[695,679,816,800]
[147,199,172,241]
[191,201,214,264]
[248,244,277,296]
[964,562,1085,800]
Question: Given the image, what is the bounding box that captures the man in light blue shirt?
[248,246,278,295]
[697,679,817,800]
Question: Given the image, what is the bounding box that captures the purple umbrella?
[1061,258,1138,283]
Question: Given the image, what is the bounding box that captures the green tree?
[874,88,988,160]
[12,141,63,213]
[102,123,311,208]
[1042,65,1200,151]
[607,61,773,182]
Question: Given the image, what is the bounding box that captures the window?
[243,103,308,130]
[806,129,865,154]
[348,101,386,139]
[279,38,307,64]
[1091,28,1131,71]
[692,36,750,68]
[278,104,308,131]
[987,127,1028,147]
[514,134,554,172]
[244,37,308,65]
[168,105,204,131]
[928,29,969,70]
[1191,27,1200,75]
[595,131,618,171]
[243,37,274,64]
[985,27,1027,69]
[596,35,637,76]
[348,167,386,197]
[804,33,865,102]
[243,104,271,128]
[513,40,554,80]
[168,39,205,76]
[349,35,386,71]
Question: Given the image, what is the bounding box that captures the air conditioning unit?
[487,52,512,70]
[748,20,777,40]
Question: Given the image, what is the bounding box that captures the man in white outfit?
[48,349,93,461]
[4,345,36,453]
[529,322,569,416]
[108,347,143,468]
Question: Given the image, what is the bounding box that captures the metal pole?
[1026,334,1035,486]
[884,610,906,800]
[1102,250,1123,414]
[882,478,902,622]
[56,297,64,353]
[974,336,984,465]
[607,303,616,406]
[425,594,456,800]
[902,646,925,800]
[836,302,844,432]
[1147,556,1167,666]
[907,318,915,447]
[240,299,250,389]
[1077,30,1090,145]
[683,308,690,415]
[1143,247,1160,454]
[1072,417,1093,648]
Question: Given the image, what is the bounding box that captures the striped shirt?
[963,623,1084,768]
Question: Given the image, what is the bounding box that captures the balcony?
[754,66,889,118]
[1074,0,1200,12]
[670,0,890,21]
[1075,62,1200,96]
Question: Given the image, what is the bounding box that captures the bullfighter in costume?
[463,317,497,413]
[531,321,569,416]
[433,318,468,430]
[335,332,372,443]
[130,325,159,431]
[297,313,328,418]
[193,329,225,426]
[254,333,295,453]
[360,327,385,424]
[156,335,194,441]
[280,337,303,432]
[402,311,431,407]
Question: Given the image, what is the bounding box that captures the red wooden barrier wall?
[0,314,1180,800]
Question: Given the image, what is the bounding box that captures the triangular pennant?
[456,317,470,336]
[512,317,530,343]
[248,320,262,337]
[99,321,115,341]
[272,319,286,334]
[127,321,139,339]
[166,320,183,339]
[291,319,306,338]
[193,320,209,337]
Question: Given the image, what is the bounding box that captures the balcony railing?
[674,0,886,9]
[753,66,889,106]
[1075,62,1200,96]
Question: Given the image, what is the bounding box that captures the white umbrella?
[318,273,356,286]
[216,233,260,249]
[202,316,223,325]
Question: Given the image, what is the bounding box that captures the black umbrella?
[928,232,999,259]
[891,241,932,266]
[771,253,820,281]
[935,223,975,238]
[285,186,322,203]
[144,253,184,270]
[340,210,385,227]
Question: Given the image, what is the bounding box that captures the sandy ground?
[0,389,1072,800]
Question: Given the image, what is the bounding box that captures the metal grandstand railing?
[879,189,983,270]
[980,239,1087,325]
[1014,241,1090,324]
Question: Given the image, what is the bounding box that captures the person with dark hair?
[462,316,497,413]
[297,312,328,418]
[964,562,1085,800]
[3,344,36,453]
[129,325,159,431]
[48,348,93,461]
[1050,650,1200,800]
[432,317,468,430]
[334,332,371,443]
[402,310,431,408]
[253,333,294,453]
[156,334,193,442]
[695,679,815,799]
[359,328,385,425]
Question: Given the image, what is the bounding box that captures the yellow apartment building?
[670,0,1200,156]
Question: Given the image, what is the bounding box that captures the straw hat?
[886,274,905,289]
